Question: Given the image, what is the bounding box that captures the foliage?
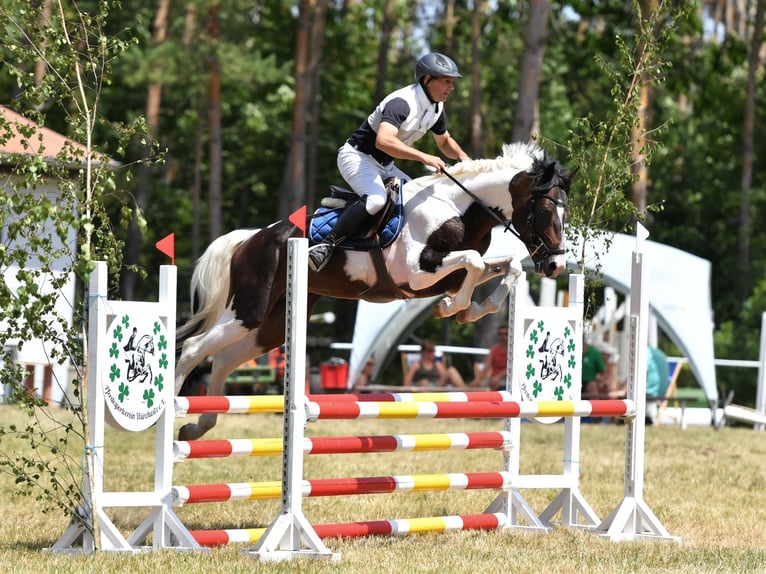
[0,0,151,540]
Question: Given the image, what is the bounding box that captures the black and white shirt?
[346,82,447,166]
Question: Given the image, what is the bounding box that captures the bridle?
[523,191,568,273]
[440,168,568,269]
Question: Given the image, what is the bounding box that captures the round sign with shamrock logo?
[101,313,171,431]
[516,315,579,423]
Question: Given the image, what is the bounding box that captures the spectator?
[470,326,509,391]
[581,340,607,399]
[353,356,376,390]
[645,346,670,424]
[403,340,466,388]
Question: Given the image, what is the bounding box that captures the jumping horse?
[174,141,573,440]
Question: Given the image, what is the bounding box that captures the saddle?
[308,178,404,250]
[308,178,405,301]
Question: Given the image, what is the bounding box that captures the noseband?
[524,191,568,270]
[439,168,567,267]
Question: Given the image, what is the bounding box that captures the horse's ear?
[567,167,579,185]
[543,160,557,183]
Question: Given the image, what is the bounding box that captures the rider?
[308,52,471,272]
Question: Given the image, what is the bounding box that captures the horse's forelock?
[530,154,571,194]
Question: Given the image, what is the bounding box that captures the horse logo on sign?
[101,313,171,431]
[516,316,579,423]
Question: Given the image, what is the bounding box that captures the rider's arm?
[433,130,470,162]
[376,122,446,172]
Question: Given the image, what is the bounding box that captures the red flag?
[288,205,307,237]
[156,233,175,265]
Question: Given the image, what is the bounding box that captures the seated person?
[353,357,376,390]
[581,340,607,399]
[470,326,508,391]
[403,340,466,388]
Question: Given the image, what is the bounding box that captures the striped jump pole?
[174,390,516,416]
[173,430,514,460]
[191,513,508,547]
[173,471,513,505]
[175,395,635,419]
[306,399,635,421]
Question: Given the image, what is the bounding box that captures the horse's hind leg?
[177,332,265,441]
[175,305,258,391]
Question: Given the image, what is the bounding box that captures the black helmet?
[415,53,462,82]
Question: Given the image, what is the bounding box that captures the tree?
[121,0,171,300]
[511,0,549,143]
[737,0,765,302]
[0,0,150,548]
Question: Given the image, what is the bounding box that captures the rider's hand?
[422,154,446,173]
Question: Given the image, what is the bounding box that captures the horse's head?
[510,155,573,278]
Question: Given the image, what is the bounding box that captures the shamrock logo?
[153,321,161,335]
[569,355,577,369]
[564,373,572,389]
[118,382,129,402]
[121,315,130,329]
[143,387,155,408]
[154,373,164,392]
[554,386,564,400]
[525,363,535,380]
[109,363,121,382]
[112,324,123,342]
[109,342,119,358]
[159,352,168,370]
[529,329,539,344]
[567,338,576,353]
[526,344,535,359]
[532,380,542,397]
[157,334,167,351]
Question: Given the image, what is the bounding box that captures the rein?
[439,168,516,236]
[440,167,568,265]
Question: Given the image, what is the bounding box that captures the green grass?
[1,404,766,573]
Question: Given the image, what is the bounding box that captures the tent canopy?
[349,228,717,406]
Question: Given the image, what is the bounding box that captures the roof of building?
[0,106,118,168]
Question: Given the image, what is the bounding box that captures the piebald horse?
[174,141,573,439]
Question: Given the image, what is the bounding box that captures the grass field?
[1,404,766,573]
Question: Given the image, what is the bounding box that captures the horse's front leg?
[419,250,485,319]
[455,257,523,323]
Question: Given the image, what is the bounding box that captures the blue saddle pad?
[309,192,404,251]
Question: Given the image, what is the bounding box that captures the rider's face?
[425,76,457,102]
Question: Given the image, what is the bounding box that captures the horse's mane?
[407,141,549,194]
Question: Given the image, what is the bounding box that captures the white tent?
[349,228,718,407]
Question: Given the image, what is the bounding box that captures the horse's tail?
[176,228,259,348]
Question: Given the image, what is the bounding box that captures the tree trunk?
[630,0,658,218]
[306,0,328,213]
[121,0,170,298]
[33,0,52,89]
[738,0,765,302]
[469,1,485,158]
[207,3,223,241]
[511,0,549,142]
[443,0,455,54]
[278,0,315,221]
[373,0,396,106]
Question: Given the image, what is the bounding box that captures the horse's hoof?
[177,423,198,442]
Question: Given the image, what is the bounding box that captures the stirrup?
[308,242,334,272]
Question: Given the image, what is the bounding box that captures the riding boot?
[308,199,372,272]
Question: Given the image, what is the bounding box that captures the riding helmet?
[415,53,463,81]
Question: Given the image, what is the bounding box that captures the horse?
[174,141,573,440]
